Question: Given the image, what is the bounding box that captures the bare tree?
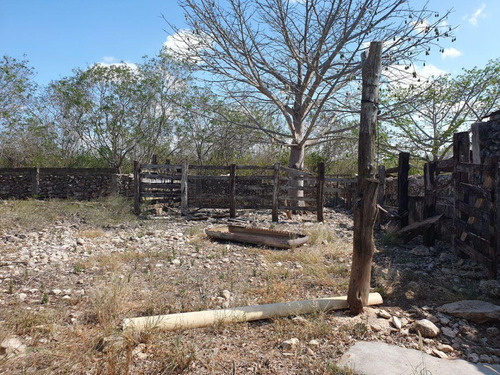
[170,0,452,172]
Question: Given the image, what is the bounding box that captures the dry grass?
[0,201,360,375]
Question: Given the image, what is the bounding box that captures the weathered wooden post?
[181,162,189,216]
[489,162,499,279]
[317,162,325,222]
[152,154,158,164]
[272,163,280,222]
[377,165,386,206]
[229,164,236,218]
[347,41,382,315]
[133,161,141,215]
[397,152,410,228]
[423,161,437,246]
[31,166,40,197]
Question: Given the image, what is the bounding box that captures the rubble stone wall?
[0,168,135,200]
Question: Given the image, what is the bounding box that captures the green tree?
[49,53,188,172]
[384,59,500,161]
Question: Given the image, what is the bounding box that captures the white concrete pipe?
[122,292,383,331]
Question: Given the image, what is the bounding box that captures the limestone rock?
[1,336,26,357]
[432,348,448,359]
[391,316,402,330]
[281,338,299,351]
[439,300,500,324]
[378,309,391,319]
[413,319,440,338]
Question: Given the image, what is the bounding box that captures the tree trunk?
[288,141,305,211]
[347,41,382,315]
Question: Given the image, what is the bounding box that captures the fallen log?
[123,293,383,331]
[396,214,443,243]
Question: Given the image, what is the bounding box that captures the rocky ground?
[0,198,499,374]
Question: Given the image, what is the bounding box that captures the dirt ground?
[0,198,499,374]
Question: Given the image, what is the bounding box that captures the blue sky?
[0,0,498,85]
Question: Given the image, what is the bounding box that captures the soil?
[0,199,498,374]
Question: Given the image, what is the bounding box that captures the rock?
[432,348,448,359]
[76,238,85,246]
[221,289,231,300]
[487,327,499,337]
[480,354,493,364]
[441,326,457,338]
[468,353,479,363]
[292,316,308,325]
[18,293,27,301]
[437,344,454,353]
[378,309,391,319]
[51,289,62,295]
[479,280,500,298]
[171,259,181,266]
[308,339,319,347]
[391,316,402,330]
[439,300,500,324]
[281,338,299,351]
[410,245,431,256]
[0,336,26,357]
[413,319,440,338]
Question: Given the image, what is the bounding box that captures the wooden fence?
[133,161,357,222]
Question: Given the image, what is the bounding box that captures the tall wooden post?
[133,161,141,215]
[489,162,499,279]
[181,163,189,216]
[317,162,325,222]
[347,41,381,315]
[152,154,158,164]
[229,164,236,218]
[31,166,40,197]
[272,163,280,222]
[423,161,437,246]
[397,152,410,228]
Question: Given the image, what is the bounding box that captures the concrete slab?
[339,341,500,375]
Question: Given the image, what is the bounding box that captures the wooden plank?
[456,201,490,223]
[236,196,272,202]
[141,193,181,199]
[456,163,493,174]
[140,183,181,189]
[181,163,189,216]
[229,164,236,218]
[140,164,183,170]
[235,176,273,181]
[280,166,315,177]
[279,185,317,191]
[396,214,443,243]
[398,152,410,228]
[325,177,357,183]
[188,175,229,181]
[190,165,231,171]
[454,238,493,268]
[140,173,181,180]
[423,162,437,246]
[235,165,274,170]
[385,166,399,174]
[317,162,325,222]
[272,163,280,222]
[436,158,454,173]
[454,217,490,239]
[134,161,141,214]
[457,182,492,200]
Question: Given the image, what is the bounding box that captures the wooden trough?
[205,225,309,249]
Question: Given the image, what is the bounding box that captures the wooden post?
[335,175,339,207]
[377,165,386,206]
[229,164,236,218]
[181,163,189,216]
[133,161,141,215]
[423,161,437,246]
[31,166,39,197]
[347,41,382,315]
[152,154,158,164]
[272,163,280,222]
[397,152,410,228]
[317,162,325,222]
[490,162,499,279]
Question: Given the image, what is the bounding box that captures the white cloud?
[95,60,138,71]
[102,56,116,64]
[164,30,202,54]
[384,63,447,88]
[442,47,463,59]
[465,3,486,26]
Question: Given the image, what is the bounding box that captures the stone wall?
[472,116,500,164]
[0,168,135,200]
